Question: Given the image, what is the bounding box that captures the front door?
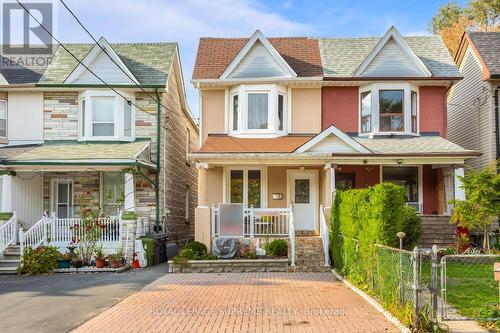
[52,180,73,218]
[288,170,317,231]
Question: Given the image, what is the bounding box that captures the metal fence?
[441,254,500,321]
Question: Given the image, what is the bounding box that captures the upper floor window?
[78,90,134,142]
[0,100,6,138]
[359,83,418,135]
[229,84,287,136]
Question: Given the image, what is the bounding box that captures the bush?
[18,246,60,275]
[185,241,207,257]
[171,248,196,264]
[264,239,288,257]
[121,211,138,220]
[0,212,13,220]
[399,206,422,249]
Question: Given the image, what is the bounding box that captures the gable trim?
[295,125,371,154]
[219,30,297,79]
[353,26,432,77]
[63,37,139,85]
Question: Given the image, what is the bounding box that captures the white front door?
[52,180,73,218]
[288,170,317,231]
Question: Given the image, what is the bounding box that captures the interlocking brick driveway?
[73,273,398,333]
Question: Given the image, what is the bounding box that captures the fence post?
[412,246,420,330]
[431,245,438,321]
[19,227,24,257]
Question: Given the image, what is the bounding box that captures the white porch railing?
[319,205,329,267]
[20,216,123,255]
[289,204,295,267]
[19,216,49,255]
[0,212,17,255]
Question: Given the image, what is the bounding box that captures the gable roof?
[220,30,297,79]
[0,49,52,84]
[319,35,460,78]
[64,37,139,85]
[192,36,323,79]
[295,125,370,153]
[353,26,431,77]
[40,42,177,86]
[460,32,500,79]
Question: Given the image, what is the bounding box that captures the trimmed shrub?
[0,212,13,220]
[264,239,288,257]
[185,241,208,257]
[18,246,60,275]
[121,211,138,220]
[399,206,422,249]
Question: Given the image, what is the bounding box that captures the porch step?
[295,230,319,237]
[0,259,20,268]
[0,267,18,275]
[0,244,21,274]
[291,236,330,272]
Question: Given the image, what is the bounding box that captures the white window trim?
[50,179,74,218]
[223,166,267,208]
[358,82,419,136]
[0,99,7,139]
[78,90,135,142]
[380,165,423,213]
[228,84,287,138]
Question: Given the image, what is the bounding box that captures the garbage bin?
[140,237,155,267]
[151,234,167,265]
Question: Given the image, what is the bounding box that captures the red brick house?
[190,27,479,271]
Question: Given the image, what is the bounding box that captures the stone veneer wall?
[43,92,79,140]
[43,172,100,216]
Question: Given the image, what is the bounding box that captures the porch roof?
[193,134,480,159]
[0,140,154,167]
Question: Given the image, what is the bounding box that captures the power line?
[58,0,191,122]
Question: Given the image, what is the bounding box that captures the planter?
[95,258,106,268]
[72,260,83,268]
[110,260,123,269]
[168,259,289,273]
[58,259,71,269]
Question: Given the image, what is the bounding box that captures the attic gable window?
[78,90,135,142]
[359,83,419,136]
[229,84,287,137]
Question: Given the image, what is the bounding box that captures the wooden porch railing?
[0,212,17,255]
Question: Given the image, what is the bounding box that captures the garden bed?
[54,265,131,274]
[168,258,289,273]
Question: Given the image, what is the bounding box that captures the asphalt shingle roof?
[318,36,460,77]
[468,32,500,77]
[40,43,177,85]
[0,141,151,163]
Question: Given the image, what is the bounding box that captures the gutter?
[154,88,161,231]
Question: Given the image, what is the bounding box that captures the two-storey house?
[0,38,198,270]
[190,27,479,271]
[448,32,500,171]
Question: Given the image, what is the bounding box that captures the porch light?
[397,159,403,165]
[396,232,406,249]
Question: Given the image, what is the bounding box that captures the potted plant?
[108,248,124,268]
[58,252,72,269]
[72,249,84,268]
[95,245,106,268]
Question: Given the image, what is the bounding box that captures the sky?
[35,0,467,117]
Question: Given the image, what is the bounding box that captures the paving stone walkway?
[73,272,399,333]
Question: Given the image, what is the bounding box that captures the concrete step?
[295,230,319,237]
[2,252,21,259]
[0,259,20,269]
[0,266,18,275]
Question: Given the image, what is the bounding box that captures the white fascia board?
[219,30,297,79]
[353,26,432,77]
[295,125,371,154]
[0,72,8,85]
[63,37,139,85]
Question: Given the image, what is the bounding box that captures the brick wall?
[43,92,78,140]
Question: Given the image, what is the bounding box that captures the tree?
[430,0,500,56]
[449,162,500,250]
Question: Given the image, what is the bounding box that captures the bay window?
[0,100,7,138]
[229,84,287,136]
[359,83,419,135]
[228,168,262,208]
[78,90,134,141]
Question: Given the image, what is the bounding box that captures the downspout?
[494,86,499,163]
[154,89,161,232]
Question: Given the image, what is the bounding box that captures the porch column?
[443,167,454,215]
[324,163,336,205]
[124,172,135,212]
[1,174,13,212]
[454,167,465,201]
[197,163,208,206]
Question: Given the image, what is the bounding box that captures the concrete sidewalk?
[0,263,168,333]
[72,272,398,333]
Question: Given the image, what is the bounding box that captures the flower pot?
[72,260,83,268]
[95,258,106,268]
[58,259,71,269]
[110,260,123,269]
